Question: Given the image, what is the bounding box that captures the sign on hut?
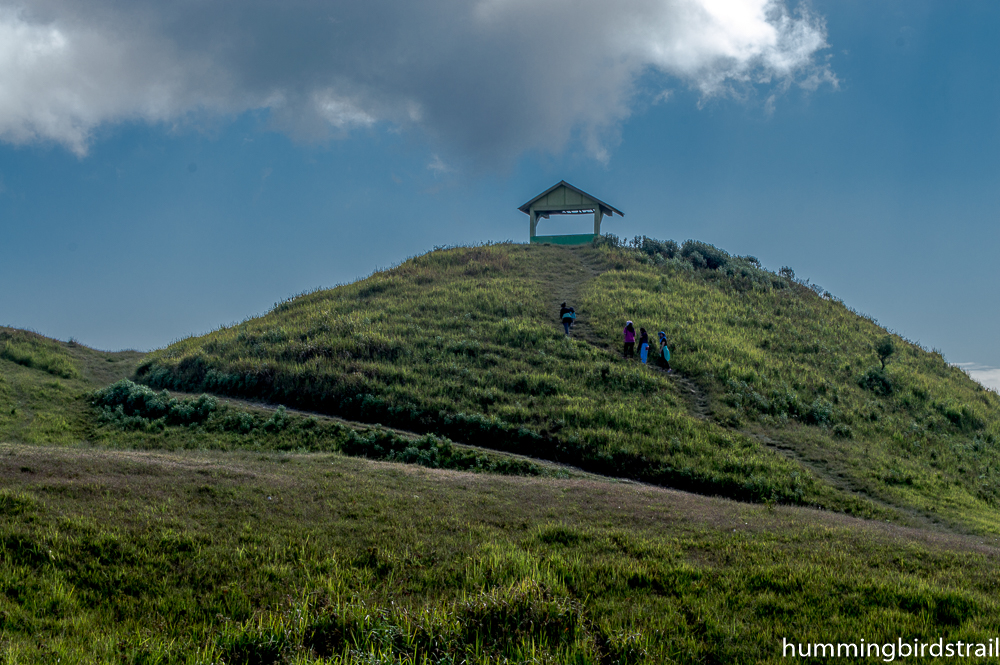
[518,181,623,245]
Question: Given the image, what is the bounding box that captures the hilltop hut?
[519,181,623,245]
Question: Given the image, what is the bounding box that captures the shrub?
[833,423,854,439]
[92,379,219,428]
[593,233,625,249]
[858,368,895,397]
[0,489,36,516]
[806,399,834,427]
[681,240,730,270]
[934,401,985,432]
[636,236,679,259]
[457,580,584,650]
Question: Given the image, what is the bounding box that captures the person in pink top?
[623,321,636,358]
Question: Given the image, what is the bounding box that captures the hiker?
[623,321,636,358]
[639,328,650,364]
[559,302,576,335]
[658,331,672,373]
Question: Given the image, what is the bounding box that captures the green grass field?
[3,239,1000,663]
[5,445,1000,663]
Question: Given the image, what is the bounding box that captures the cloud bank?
[0,0,834,160]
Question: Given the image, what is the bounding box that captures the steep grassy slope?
[135,241,1000,533]
[3,444,1000,664]
[580,239,1000,533]
[135,245,868,513]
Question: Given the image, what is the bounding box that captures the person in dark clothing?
[559,302,576,335]
[658,331,672,372]
[623,321,636,358]
[638,327,650,364]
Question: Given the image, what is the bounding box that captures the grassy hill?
[135,239,1000,533]
[0,327,145,443]
[4,239,1000,663]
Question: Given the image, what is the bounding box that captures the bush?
[636,236,679,259]
[858,368,895,397]
[92,379,219,428]
[593,233,625,249]
[681,240,730,270]
[457,580,584,650]
[832,423,854,439]
[934,401,985,432]
[806,399,834,427]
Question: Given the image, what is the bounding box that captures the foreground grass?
[3,444,1000,663]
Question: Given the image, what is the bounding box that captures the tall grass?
[580,240,1000,531]
[90,379,553,477]
[1,329,78,379]
[3,446,1000,663]
[134,240,1000,530]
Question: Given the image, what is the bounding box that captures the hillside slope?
[135,240,1000,532]
[0,327,144,443]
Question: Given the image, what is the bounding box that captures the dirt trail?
[663,372,712,420]
[744,428,952,532]
[540,245,714,419]
[530,246,962,533]
[536,246,608,350]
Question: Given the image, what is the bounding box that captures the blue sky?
[0,1,997,387]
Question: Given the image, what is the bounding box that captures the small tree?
[875,335,895,370]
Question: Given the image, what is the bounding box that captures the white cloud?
[427,154,452,176]
[0,0,835,160]
[955,363,1000,393]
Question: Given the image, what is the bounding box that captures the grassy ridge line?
[578,238,1000,533]
[2,444,1000,663]
[135,244,867,513]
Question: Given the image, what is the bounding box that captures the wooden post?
[594,207,603,236]
[530,208,538,238]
